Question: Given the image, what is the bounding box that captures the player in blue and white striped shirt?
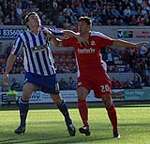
[12,23,56,76]
[3,12,75,136]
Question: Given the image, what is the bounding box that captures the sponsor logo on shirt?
[32,44,47,52]
[78,48,95,54]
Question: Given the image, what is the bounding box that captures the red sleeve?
[99,35,113,48]
[93,32,113,48]
[62,37,77,47]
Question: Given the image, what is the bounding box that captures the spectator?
[11,78,21,91]
[59,78,68,90]
[1,0,150,26]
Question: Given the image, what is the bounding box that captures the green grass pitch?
[0,106,149,144]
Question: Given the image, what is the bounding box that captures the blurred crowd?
[103,46,150,86]
[53,51,77,73]
[1,0,150,27]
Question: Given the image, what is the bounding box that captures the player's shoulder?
[91,31,105,37]
[91,31,111,39]
[17,30,31,42]
[15,32,24,40]
[20,32,25,36]
[18,31,28,40]
[19,29,29,36]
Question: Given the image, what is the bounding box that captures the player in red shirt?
[48,16,146,138]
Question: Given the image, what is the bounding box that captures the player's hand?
[43,27,54,40]
[136,41,149,48]
[3,73,9,86]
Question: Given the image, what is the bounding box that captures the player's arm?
[49,29,89,46]
[3,36,23,86]
[63,30,89,46]
[43,28,57,43]
[43,27,63,47]
[44,28,88,47]
[51,37,62,47]
[51,29,88,47]
[3,54,16,86]
[50,30,77,47]
[112,39,148,48]
[5,54,16,74]
[112,39,136,48]
[44,30,72,48]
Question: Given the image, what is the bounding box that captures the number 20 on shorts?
[100,84,110,93]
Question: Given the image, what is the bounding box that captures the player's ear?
[24,21,29,29]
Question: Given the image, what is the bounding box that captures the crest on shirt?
[91,40,96,46]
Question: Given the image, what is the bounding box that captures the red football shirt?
[62,31,113,76]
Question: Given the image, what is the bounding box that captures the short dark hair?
[78,16,92,25]
[24,12,38,24]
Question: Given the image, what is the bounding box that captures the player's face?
[27,15,41,31]
[78,21,90,34]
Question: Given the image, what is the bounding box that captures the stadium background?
[0,0,150,105]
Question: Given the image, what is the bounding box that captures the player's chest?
[24,39,48,52]
[23,31,48,51]
[76,39,98,55]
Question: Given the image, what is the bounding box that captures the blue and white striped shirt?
[11,27,56,76]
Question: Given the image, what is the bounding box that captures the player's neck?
[30,27,40,35]
[80,32,90,40]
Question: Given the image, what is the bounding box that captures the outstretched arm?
[112,39,136,48]
[63,30,79,38]
[43,28,62,47]
[44,28,88,47]
[43,28,57,44]
[63,30,89,46]
[112,39,149,48]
